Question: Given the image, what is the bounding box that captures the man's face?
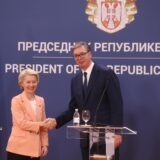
[73,45,92,70]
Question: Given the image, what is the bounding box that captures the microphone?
[93,85,107,126]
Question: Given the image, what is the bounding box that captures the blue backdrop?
[1,0,160,160]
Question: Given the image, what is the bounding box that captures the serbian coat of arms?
[85,0,137,33]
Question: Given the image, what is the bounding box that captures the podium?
[67,125,137,160]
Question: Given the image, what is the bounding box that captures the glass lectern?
[67,125,137,160]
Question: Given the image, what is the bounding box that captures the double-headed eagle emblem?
[85,0,137,33]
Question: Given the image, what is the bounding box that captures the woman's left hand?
[41,146,48,157]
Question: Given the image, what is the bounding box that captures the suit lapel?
[21,93,37,121]
[84,65,98,104]
[76,72,84,103]
[35,96,43,121]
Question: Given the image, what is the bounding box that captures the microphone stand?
[93,86,107,127]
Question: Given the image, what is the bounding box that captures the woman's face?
[21,75,38,95]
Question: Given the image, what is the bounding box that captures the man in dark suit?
[55,41,123,160]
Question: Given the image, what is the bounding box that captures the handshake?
[40,118,57,130]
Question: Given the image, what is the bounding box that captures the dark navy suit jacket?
[56,64,123,128]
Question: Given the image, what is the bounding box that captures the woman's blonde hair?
[18,68,39,87]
